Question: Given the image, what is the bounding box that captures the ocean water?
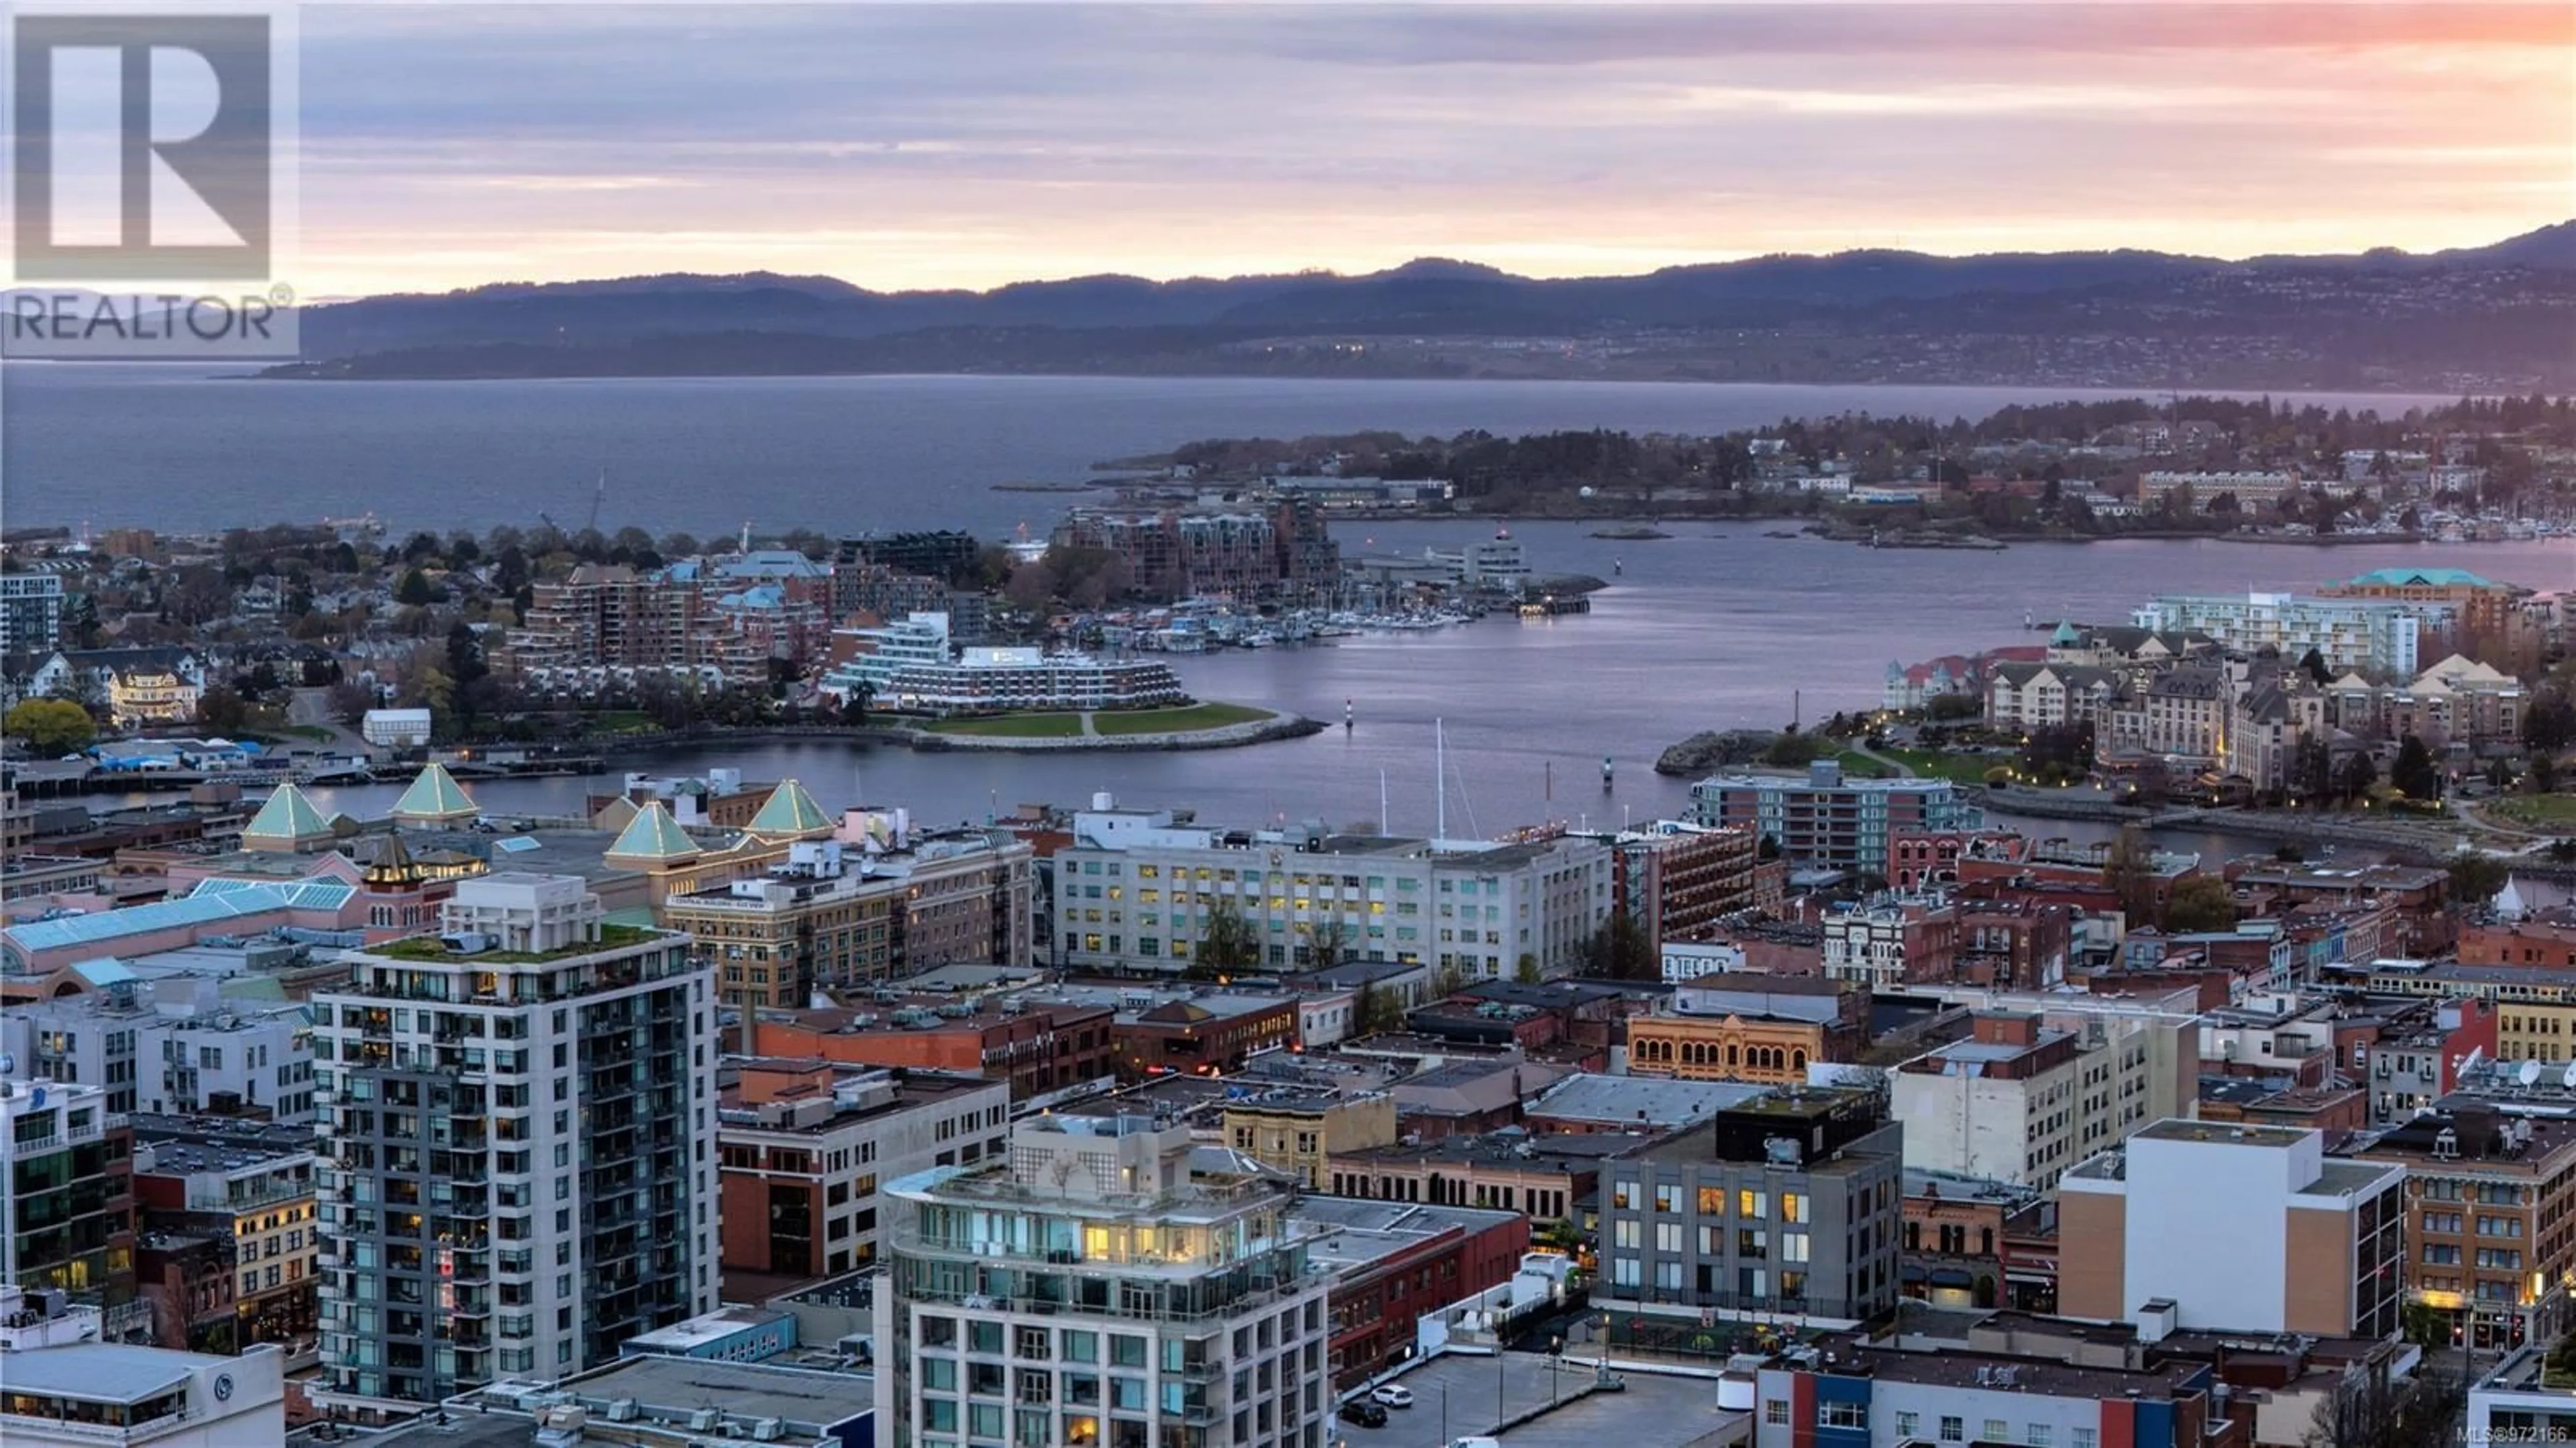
[0,364,2465,537]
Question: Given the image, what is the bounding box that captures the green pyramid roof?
[747,778,833,838]
[390,763,478,823]
[2050,620,2080,645]
[606,800,699,863]
[243,782,333,847]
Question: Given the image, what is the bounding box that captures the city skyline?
[291,1,2576,298]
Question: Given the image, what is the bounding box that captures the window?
[2027,1427,2053,1448]
[1611,1180,1635,1210]
[1654,1184,1678,1212]
[1613,1257,1640,1287]
[1782,1192,1809,1224]
[2072,1430,2098,1448]
[1614,1220,1641,1249]
[1819,1402,1866,1429]
[1984,1422,2010,1443]
[1739,1190,1767,1217]
[1895,1412,1921,1437]
[1697,1186,1726,1214]
[1941,1418,1966,1444]
[1764,1401,1790,1427]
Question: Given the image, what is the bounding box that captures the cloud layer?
[292,2,2576,296]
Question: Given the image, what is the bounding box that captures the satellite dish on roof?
[2462,1047,2486,1076]
[2522,1060,2544,1088]
[2561,1062,2575,1090]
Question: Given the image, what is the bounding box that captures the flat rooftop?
[1529,1074,1766,1126]
[545,1355,873,1431]
[1291,1198,1523,1273]
[2136,1120,2309,1147]
[622,1304,796,1353]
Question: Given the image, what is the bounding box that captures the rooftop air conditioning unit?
[607,1400,639,1423]
[751,1420,786,1442]
[688,1409,720,1431]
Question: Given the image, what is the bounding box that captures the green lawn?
[922,712,1089,738]
[1834,749,1896,780]
[2493,794,2576,828]
[1874,746,2002,786]
[1093,703,1273,736]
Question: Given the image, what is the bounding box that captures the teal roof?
[242,783,332,844]
[747,778,832,837]
[390,763,478,822]
[2343,567,2498,588]
[3,880,355,958]
[606,800,698,861]
[2050,620,2080,645]
[71,958,138,988]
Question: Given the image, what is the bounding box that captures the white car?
[1370,1385,1413,1408]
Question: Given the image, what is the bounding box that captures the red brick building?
[1297,1198,1531,1388]
[747,999,1116,1101]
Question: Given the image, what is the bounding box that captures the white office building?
[310,873,718,1407]
[877,1114,1334,1448]
[1051,803,1614,978]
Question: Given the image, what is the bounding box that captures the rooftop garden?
[372,920,659,965]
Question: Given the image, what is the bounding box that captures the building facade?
[1596,1088,1903,1324]
[1689,762,1984,876]
[0,1076,140,1339]
[877,1115,1334,1448]
[1051,806,1614,979]
[2130,592,2450,676]
[310,874,718,1405]
[1894,1009,2194,1190]
[714,1059,1010,1279]
[2057,1120,2404,1338]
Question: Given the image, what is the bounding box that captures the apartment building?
[1051,804,1615,979]
[1327,1131,1648,1224]
[1894,1006,2197,1190]
[1624,976,1862,1086]
[1293,1197,1527,1391]
[1051,493,1340,601]
[506,562,766,688]
[0,1286,288,1448]
[0,570,66,654]
[2058,1120,2404,1338]
[310,874,718,1405]
[1984,662,2120,733]
[0,979,317,1122]
[1586,821,1761,947]
[2346,1102,2576,1349]
[130,1115,321,1351]
[663,829,1034,1011]
[1688,762,1984,876]
[2100,665,2229,768]
[875,1114,1336,1448]
[1596,1088,1904,1324]
[2320,566,2542,674]
[0,1076,141,1339]
[714,1058,1010,1278]
[2131,592,2450,676]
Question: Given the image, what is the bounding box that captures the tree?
[1515,952,1542,985]
[195,685,251,735]
[5,698,95,754]
[2525,686,2576,756]
[2337,749,2379,804]
[1190,897,1261,980]
[1582,911,1656,980]
[2297,648,2332,686]
[2448,854,2513,913]
[2162,876,2240,934]
[2391,733,2442,800]
[394,568,435,607]
[2302,1365,2463,1448]
[1301,919,1351,970]
[1354,981,1404,1035]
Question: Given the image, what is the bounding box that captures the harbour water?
[271,521,2573,847]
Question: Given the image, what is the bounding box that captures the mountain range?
[264,221,2576,389]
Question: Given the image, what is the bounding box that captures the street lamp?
[1551,1335,1564,1405]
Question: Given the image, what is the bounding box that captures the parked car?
[1339,1399,1389,1428]
[1370,1385,1413,1408]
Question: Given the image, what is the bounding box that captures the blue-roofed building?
[2,878,360,980]
[2320,564,2544,675]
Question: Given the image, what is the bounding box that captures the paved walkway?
[1847,740,1915,778]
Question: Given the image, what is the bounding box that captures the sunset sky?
[294,1,2576,298]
